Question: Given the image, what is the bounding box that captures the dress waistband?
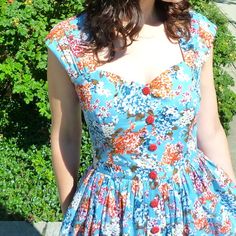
[93,159,186,182]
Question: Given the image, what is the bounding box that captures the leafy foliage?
[0,137,60,222]
[0,0,84,119]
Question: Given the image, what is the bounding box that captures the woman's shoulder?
[44,11,89,45]
[187,9,218,67]
[44,12,90,82]
[189,9,217,34]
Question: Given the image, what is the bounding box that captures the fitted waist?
[94,162,178,182]
[92,149,201,181]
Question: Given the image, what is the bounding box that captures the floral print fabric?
[44,9,236,236]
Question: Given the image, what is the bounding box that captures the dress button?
[149,170,157,179]
[151,226,160,234]
[146,115,154,124]
[148,143,157,151]
[142,86,151,95]
[150,199,159,208]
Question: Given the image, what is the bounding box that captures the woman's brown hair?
[82,0,192,62]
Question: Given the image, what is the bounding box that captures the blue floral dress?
[45,9,236,236]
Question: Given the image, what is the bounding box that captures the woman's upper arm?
[197,46,221,144]
[47,48,82,141]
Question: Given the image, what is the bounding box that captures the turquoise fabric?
[45,9,236,235]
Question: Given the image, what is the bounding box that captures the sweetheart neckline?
[93,35,189,87]
[95,60,189,87]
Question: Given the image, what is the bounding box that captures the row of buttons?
[145,114,158,152]
[143,86,160,234]
[149,170,160,234]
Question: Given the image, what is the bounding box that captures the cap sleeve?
[44,17,81,83]
[194,11,218,67]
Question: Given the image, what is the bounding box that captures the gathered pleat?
[59,153,236,236]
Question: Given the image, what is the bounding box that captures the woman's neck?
[139,0,159,25]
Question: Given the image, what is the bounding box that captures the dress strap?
[177,9,218,70]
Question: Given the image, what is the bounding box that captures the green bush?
[0,95,92,222]
[0,0,236,222]
[0,137,60,222]
[0,129,92,222]
[0,0,84,119]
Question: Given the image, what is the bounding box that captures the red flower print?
[194,217,209,230]
[161,143,183,165]
[199,26,215,48]
[107,193,119,217]
[184,49,196,68]
[45,18,77,42]
[75,83,92,111]
[219,219,231,234]
[199,190,218,210]
[148,144,157,151]
[112,127,146,154]
[67,35,88,58]
[158,183,170,201]
[149,72,173,98]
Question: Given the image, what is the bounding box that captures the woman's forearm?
[198,124,236,184]
[51,134,81,215]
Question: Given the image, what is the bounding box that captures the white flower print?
[177,70,191,82]
[101,123,116,138]
[177,108,195,127]
[96,81,112,97]
[181,92,192,104]
[187,139,197,151]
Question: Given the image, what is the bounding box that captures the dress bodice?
[44,9,217,174]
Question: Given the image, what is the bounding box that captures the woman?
[45,0,236,235]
